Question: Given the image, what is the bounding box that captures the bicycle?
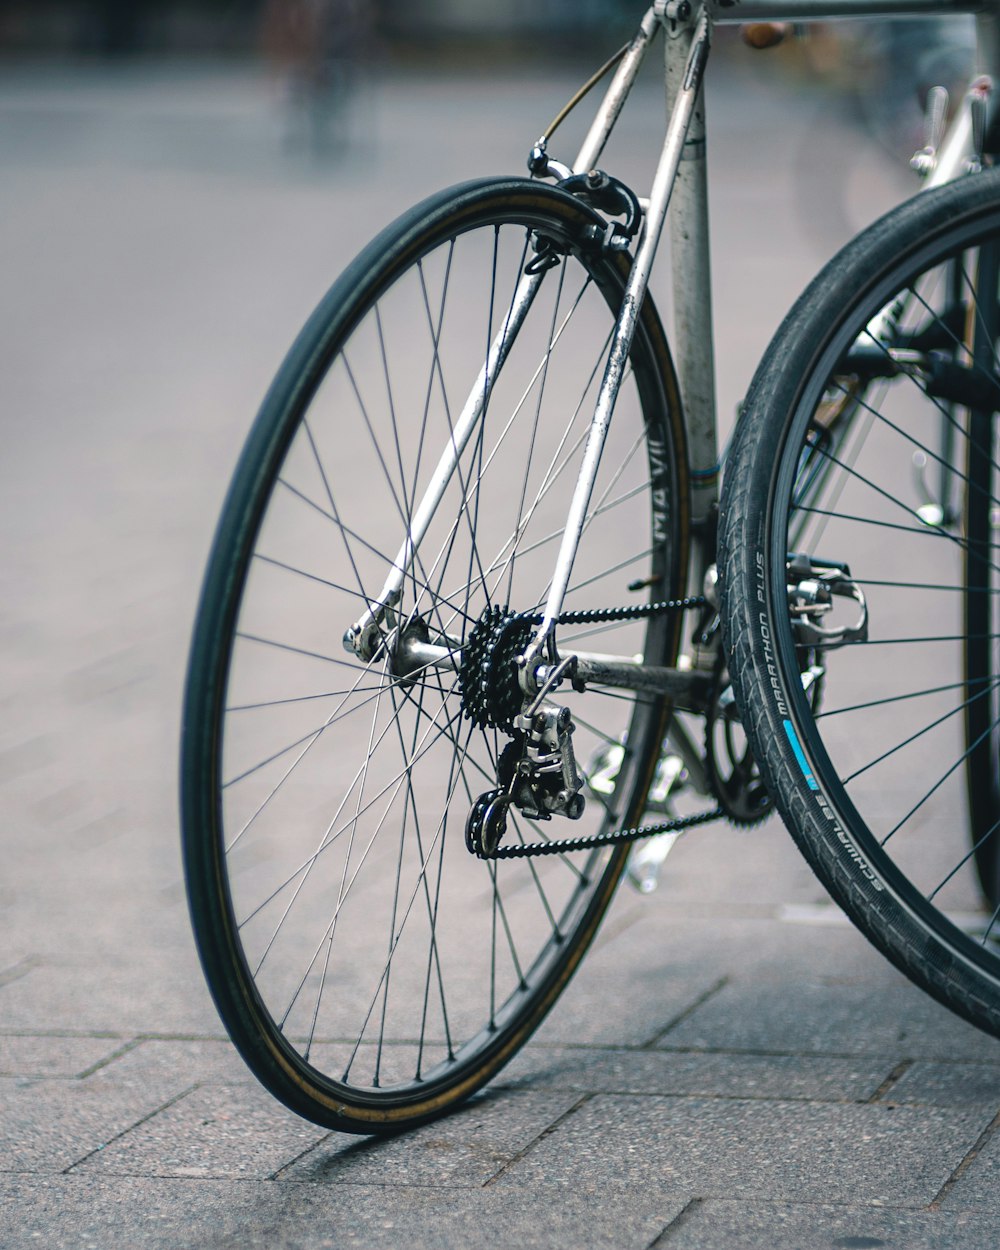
[180,1,1000,1133]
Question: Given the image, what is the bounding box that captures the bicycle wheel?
[720,169,1000,1036]
[181,177,689,1131]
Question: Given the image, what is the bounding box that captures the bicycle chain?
[488,805,724,859]
[544,593,707,628]
[473,593,726,859]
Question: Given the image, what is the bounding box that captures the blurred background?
[0,0,979,1046]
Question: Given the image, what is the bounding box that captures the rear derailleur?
[465,702,586,859]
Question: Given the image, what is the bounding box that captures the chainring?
[704,661,773,825]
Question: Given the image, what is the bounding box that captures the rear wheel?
[181,178,689,1131]
[720,171,1000,1036]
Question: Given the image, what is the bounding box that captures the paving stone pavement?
[3,30,1000,1250]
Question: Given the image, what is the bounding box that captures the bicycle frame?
[347,0,1000,706]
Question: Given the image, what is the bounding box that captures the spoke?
[373,680,416,1084]
[226,685,389,714]
[558,543,656,607]
[858,297,1000,477]
[957,254,1000,375]
[267,655,388,1002]
[793,438,1000,580]
[489,856,532,1010]
[488,327,617,604]
[412,664,469,1071]
[791,503,1000,550]
[236,693,464,928]
[582,685,663,709]
[515,846,564,940]
[812,631,1000,651]
[340,719,485,1079]
[791,391,878,553]
[818,676,995,721]
[374,299,405,513]
[224,654,384,850]
[234,631,368,670]
[506,257,571,604]
[573,755,620,823]
[342,346,411,540]
[414,270,605,637]
[830,373,1000,512]
[983,898,1000,946]
[852,576,1000,594]
[571,707,640,758]
[301,418,377,624]
[223,691,382,789]
[253,552,383,608]
[929,812,1000,902]
[413,245,456,521]
[904,277,1000,455]
[274,479,416,578]
[880,704,1000,847]
[844,676,1000,785]
[339,346,452,629]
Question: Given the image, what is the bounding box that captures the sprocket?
[459,606,537,733]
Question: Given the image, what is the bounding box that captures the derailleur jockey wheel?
[465,736,523,857]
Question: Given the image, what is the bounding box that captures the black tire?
[964,235,1000,905]
[181,178,689,1132]
[719,169,1000,1037]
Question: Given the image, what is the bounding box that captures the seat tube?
[665,10,719,606]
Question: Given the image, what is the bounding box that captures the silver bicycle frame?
[348,0,1000,686]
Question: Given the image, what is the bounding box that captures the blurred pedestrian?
[260,0,375,154]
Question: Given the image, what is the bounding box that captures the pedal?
[627,830,681,893]
[787,553,868,648]
[628,752,686,892]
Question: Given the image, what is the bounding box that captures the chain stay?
[475,592,718,859]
